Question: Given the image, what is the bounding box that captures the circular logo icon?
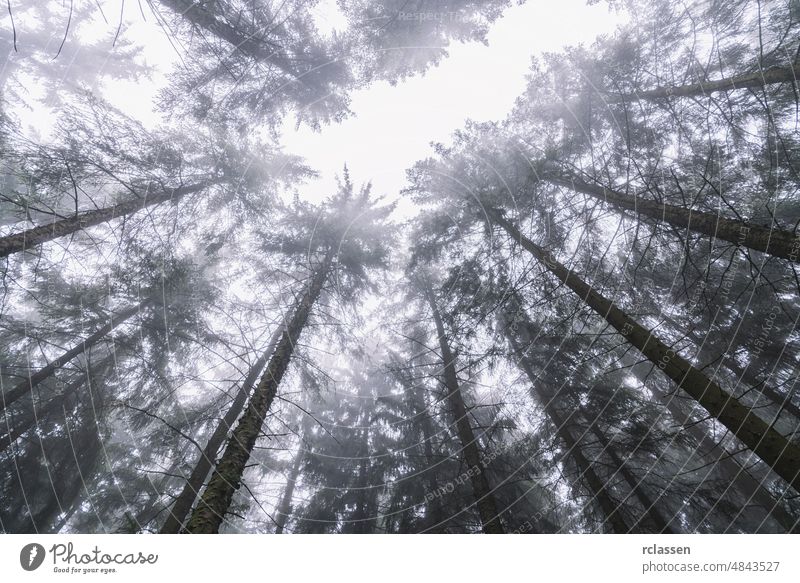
[20,543,46,571]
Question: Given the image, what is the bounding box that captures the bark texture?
[489,209,800,493]
[0,183,208,258]
[159,324,284,533]
[184,252,332,534]
[546,175,800,262]
[424,281,505,534]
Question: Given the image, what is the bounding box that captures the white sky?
[280,0,625,212]
[8,0,624,210]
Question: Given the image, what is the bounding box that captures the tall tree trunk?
[503,322,629,533]
[659,313,800,424]
[548,407,629,533]
[586,421,676,533]
[274,445,304,534]
[544,175,800,262]
[0,301,147,413]
[423,281,505,534]
[184,251,332,534]
[726,360,800,422]
[0,351,118,452]
[652,314,798,531]
[488,209,800,492]
[637,364,799,533]
[159,324,285,533]
[391,361,446,531]
[0,182,210,258]
[417,391,446,532]
[608,64,799,101]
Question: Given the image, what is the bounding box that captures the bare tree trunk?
[0,182,209,258]
[586,422,676,533]
[488,209,800,492]
[273,446,303,534]
[0,301,147,413]
[608,64,799,101]
[423,280,505,534]
[0,352,118,452]
[503,324,629,533]
[545,175,800,262]
[184,251,332,534]
[159,324,284,533]
[638,365,799,533]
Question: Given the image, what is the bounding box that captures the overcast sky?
[9,0,624,213]
[280,0,625,212]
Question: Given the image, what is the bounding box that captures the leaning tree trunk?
[586,421,676,533]
[0,351,118,452]
[652,314,799,531]
[159,324,285,533]
[607,64,799,102]
[0,182,210,258]
[184,251,332,534]
[488,208,800,492]
[503,323,629,533]
[544,175,800,262]
[0,300,147,413]
[658,313,800,426]
[423,281,505,534]
[635,364,799,533]
[725,359,800,422]
[274,445,304,534]
[548,408,629,533]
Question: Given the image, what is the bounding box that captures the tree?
[0,300,148,413]
[415,273,505,533]
[273,444,304,534]
[185,177,394,533]
[159,322,285,533]
[540,172,800,262]
[603,64,800,102]
[0,183,211,258]
[502,310,630,533]
[485,207,800,492]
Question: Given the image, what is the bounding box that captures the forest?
[1,0,799,534]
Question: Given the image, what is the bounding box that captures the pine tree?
[185,178,393,532]
[416,275,505,533]
[159,322,285,533]
[485,207,800,492]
